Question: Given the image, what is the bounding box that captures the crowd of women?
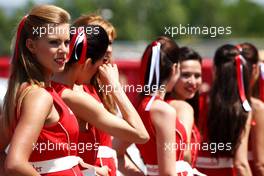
[0,4,264,176]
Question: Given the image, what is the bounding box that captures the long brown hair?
[2,5,70,138]
[207,44,250,156]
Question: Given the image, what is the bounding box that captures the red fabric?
[83,84,116,176]
[176,118,188,161]
[190,124,201,167]
[20,86,83,176]
[136,96,188,176]
[198,92,209,137]
[52,82,99,166]
[166,97,201,167]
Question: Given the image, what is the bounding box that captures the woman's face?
[174,60,202,100]
[30,23,70,77]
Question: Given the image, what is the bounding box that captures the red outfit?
[136,96,189,176]
[21,86,83,176]
[52,83,100,167]
[166,98,202,167]
[191,124,201,167]
[83,84,116,176]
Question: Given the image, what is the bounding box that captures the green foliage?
[0,0,264,55]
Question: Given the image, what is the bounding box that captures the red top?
[83,84,116,176]
[52,82,99,165]
[190,124,201,167]
[165,98,201,167]
[22,86,82,176]
[82,85,112,148]
[136,96,187,165]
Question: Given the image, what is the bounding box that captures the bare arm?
[112,139,144,176]
[234,112,252,176]
[62,64,149,144]
[99,64,149,142]
[62,89,148,144]
[5,88,52,176]
[251,98,264,175]
[150,100,177,175]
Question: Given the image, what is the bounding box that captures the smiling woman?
[0,4,85,176]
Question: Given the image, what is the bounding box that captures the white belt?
[97,145,118,168]
[82,168,96,176]
[97,146,117,158]
[30,156,82,174]
[196,156,233,169]
[146,160,206,176]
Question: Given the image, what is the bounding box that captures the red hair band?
[68,27,87,64]
[14,15,27,60]
[235,55,251,112]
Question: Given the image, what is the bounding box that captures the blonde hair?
[73,14,116,40]
[2,4,70,137]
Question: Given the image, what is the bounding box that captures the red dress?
[19,86,83,176]
[196,93,235,176]
[83,84,117,176]
[52,82,101,174]
[166,98,202,167]
[191,124,201,167]
[136,96,190,176]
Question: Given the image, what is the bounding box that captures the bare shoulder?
[169,100,193,114]
[21,86,53,114]
[250,97,264,123]
[23,87,52,105]
[151,99,175,115]
[251,97,264,112]
[150,99,176,125]
[61,87,97,103]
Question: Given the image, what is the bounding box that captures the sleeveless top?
[136,96,187,164]
[83,84,116,176]
[17,85,83,176]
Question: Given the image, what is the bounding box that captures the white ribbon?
[145,42,161,111]
[73,29,85,61]
[239,55,251,112]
